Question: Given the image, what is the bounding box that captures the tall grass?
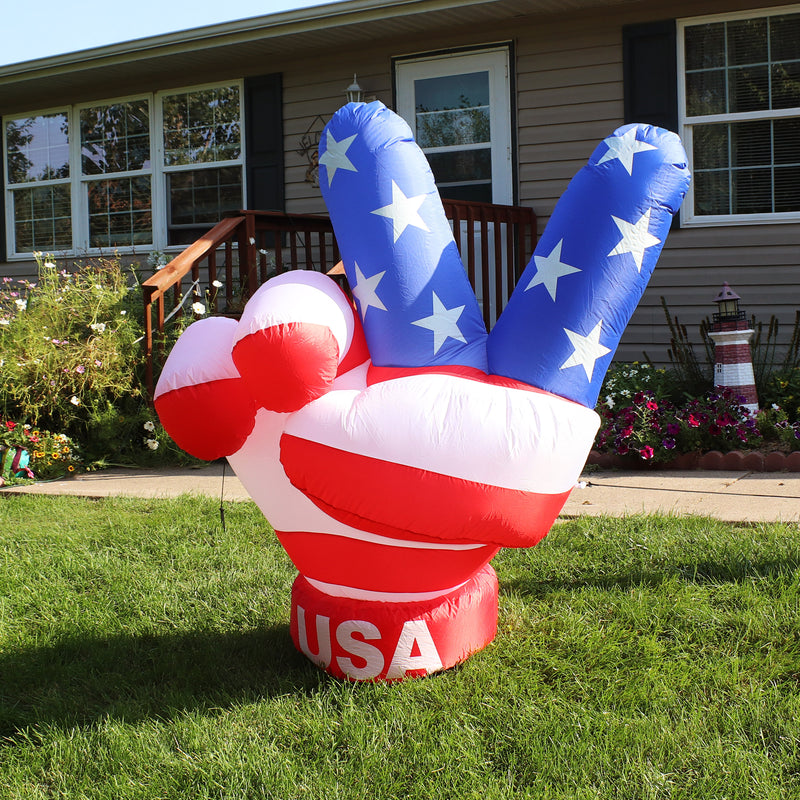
[1,495,798,799]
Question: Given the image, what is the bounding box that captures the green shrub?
[0,254,198,468]
[760,367,800,423]
[599,361,679,410]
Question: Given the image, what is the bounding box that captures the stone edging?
[588,449,800,472]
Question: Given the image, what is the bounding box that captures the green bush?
[0,254,197,469]
[598,361,679,410]
[760,367,800,423]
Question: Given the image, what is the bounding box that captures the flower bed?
[1,419,82,484]
[591,363,800,472]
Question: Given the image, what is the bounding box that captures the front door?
[395,48,513,204]
[396,48,514,325]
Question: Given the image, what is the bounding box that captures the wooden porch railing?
[142,202,537,398]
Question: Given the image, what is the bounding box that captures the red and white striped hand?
[155,269,598,601]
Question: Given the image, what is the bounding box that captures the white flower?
[89,322,106,333]
[120,310,127,316]
[192,302,206,315]
[43,261,56,269]
[14,299,27,310]
[70,396,81,406]
[0,319,9,326]
[143,420,155,432]
[144,438,159,450]
[212,280,223,288]
[605,395,615,409]
[772,403,781,410]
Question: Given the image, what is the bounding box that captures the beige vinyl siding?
[3,0,798,366]
[507,3,800,365]
[283,56,393,214]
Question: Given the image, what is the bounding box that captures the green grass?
[1,494,799,799]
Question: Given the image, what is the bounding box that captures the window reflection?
[6,113,69,184]
[162,86,241,166]
[80,100,150,175]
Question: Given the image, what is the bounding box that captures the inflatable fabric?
[155,101,690,681]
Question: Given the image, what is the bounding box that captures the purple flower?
[666,422,680,435]
[662,437,676,450]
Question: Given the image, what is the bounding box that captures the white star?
[319,130,358,185]
[608,209,661,273]
[371,180,430,242]
[351,262,387,316]
[411,292,466,355]
[597,127,657,176]
[559,320,611,382]
[524,239,581,301]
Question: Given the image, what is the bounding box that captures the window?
[395,48,513,204]
[679,8,800,225]
[4,111,72,252]
[3,82,244,258]
[79,98,153,248]
[160,85,244,245]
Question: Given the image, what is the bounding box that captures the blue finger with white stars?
[488,123,691,409]
[319,101,489,371]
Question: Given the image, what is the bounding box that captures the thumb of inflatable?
[155,317,257,460]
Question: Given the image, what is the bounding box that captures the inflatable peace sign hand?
[275,102,688,551]
[155,103,688,680]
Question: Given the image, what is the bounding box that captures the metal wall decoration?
[296,115,328,187]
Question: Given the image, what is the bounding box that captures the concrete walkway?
[2,463,799,524]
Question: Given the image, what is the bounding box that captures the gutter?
[0,0,501,82]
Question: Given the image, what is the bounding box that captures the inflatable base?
[290,564,499,681]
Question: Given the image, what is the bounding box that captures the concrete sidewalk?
[2,463,799,524]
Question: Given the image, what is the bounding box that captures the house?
[1,0,798,366]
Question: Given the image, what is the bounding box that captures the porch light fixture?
[712,282,745,323]
[345,74,363,103]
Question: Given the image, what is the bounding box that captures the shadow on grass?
[0,624,327,740]
[500,555,800,599]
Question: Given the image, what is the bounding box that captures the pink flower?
[646,400,658,410]
[687,414,700,428]
[640,446,654,460]
[75,365,85,374]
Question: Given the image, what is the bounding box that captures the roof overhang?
[0,0,638,112]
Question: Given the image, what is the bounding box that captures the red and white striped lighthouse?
[707,283,758,414]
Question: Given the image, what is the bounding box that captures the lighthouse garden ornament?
[155,102,690,681]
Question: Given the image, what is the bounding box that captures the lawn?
[1,494,798,799]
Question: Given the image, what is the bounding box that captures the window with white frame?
[4,111,72,252]
[3,81,244,258]
[679,8,800,225]
[160,84,243,245]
